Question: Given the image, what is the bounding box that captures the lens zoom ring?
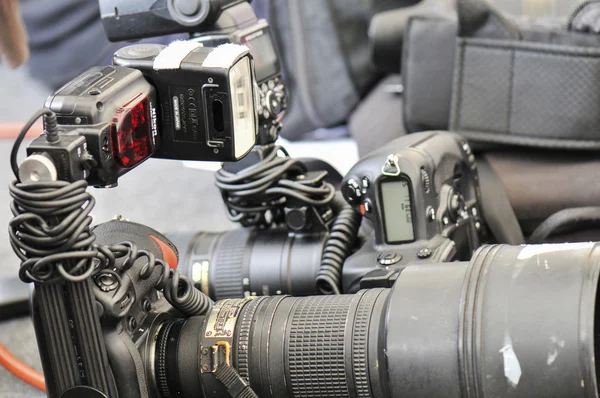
[237,296,269,381]
[353,290,379,398]
[212,229,251,299]
[287,295,353,397]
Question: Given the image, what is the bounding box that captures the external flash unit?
[23,42,258,187]
[113,41,257,162]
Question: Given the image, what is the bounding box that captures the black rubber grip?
[36,284,80,393]
[287,295,354,397]
[211,229,251,299]
[93,219,179,264]
[66,279,112,393]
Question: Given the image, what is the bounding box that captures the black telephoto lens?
[168,228,326,300]
[152,243,600,397]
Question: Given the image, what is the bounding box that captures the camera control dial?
[343,178,363,204]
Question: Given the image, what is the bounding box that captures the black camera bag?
[403,0,600,150]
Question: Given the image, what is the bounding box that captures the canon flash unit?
[114,41,257,162]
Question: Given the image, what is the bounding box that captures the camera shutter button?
[417,248,433,259]
[115,43,164,60]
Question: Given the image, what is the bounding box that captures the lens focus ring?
[236,296,269,381]
[211,229,252,299]
[353,290,381,398]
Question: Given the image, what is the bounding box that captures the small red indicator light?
[111,93,152,168]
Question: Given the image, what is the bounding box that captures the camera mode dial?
[260,77,286,120]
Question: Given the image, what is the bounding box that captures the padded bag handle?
[401,0,520,135]
[450,0,600,150]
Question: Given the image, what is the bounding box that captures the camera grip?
[92,219,179,269]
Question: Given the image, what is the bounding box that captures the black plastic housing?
[41,65,158,186]
[169,228,326,299]
[99,0,247,41]
[26,134,89,182]
[113,43,257,162]
[341,131,485,291]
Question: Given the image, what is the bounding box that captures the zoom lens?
[168,228,326,299]
[154,243,600,398]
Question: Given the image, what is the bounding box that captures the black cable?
[99,243,212,317]
[10,108,212,316]
[528,207,600,244]
[316,196,361,294]
[215,145,336,226]
[9,179,107,284]
[566,0,600,31]
[11,108,56,181]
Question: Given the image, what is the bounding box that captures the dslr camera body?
[173,131,487,297]
[341,131,485,292]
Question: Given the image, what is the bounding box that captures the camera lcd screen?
[246,33,280,82]
[380,179,415,243]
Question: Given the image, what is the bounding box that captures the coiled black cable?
[100,242,212,317]
[9,109,108,284]
[316,197,362,294]
[9,179,112,284]
[215,145,336,226]
[9,108,212,316]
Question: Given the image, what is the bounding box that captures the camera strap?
[214,356,259,398]
[476,157,525,245]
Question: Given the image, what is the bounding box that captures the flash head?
[114,42,257,161]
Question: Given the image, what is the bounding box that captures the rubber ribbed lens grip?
[287,295,354,397]
[211,229,252,300]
